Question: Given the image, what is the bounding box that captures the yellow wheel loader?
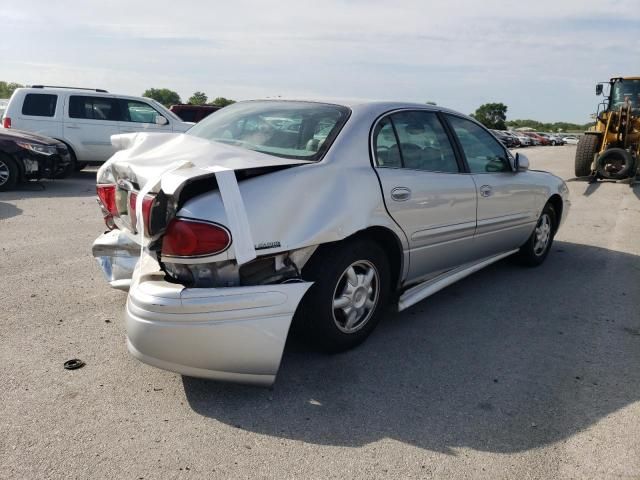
[576,77,640,183]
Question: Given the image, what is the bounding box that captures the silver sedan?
[93,99,570,386]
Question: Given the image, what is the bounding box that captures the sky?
[1,0,639,123]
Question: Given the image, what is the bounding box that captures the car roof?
[238,97,467,117]
[13,87,150,102]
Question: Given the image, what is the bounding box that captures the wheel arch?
[547,194,563,231]
[0,151,25,181]
[351,226,405,291]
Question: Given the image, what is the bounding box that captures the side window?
[373,117,402,168]
[69,96,121,121]
[447,116,510,173]
[122,100,162,123]
[390,111,459,173]
[22,94,57,117]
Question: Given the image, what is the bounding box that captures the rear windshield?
[22,93,57,117]
[187,101,350,161]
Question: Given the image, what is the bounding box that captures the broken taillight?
[162,219,231,258]
[97,184,118,216]
[128,191,155,235]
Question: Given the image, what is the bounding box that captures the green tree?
[142,88,182,107]
[188,91,208,105]
[0,81,24,98]
[209,97,235,107]
[471,103,508,130]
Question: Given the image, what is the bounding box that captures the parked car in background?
[524,132,548,145]
[538,133,564,146]
[0,128,71,190]
[506,131,531,147]
[490,129,518,148]
[1,86,194,173]
[170,104,221,123]
[563,135,579,145]
[92,99,570,386]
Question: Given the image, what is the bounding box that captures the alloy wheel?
[533,213,552,256]
[0,160,10,186]
[332,260,380,333]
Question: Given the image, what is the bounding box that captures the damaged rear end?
[92,133,316,386]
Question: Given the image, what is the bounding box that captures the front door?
[445,115,538,257]
[118,99,172,135]
[373,110,478,283]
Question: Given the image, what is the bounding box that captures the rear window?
[69,96,121,121]
[187,101,350,161]
[22,93,57,117]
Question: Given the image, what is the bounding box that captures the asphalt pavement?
[0,146,638,479]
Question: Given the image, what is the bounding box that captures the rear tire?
[575,135,599,177]
[294,239,390,352]
[516,203,556,267]
[0,155,19,191]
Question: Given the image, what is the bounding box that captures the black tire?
[0,155,19,192]
[294,238,390,352]
[575,135,599,177]
[596,148,635,180]
[516,203,557,267]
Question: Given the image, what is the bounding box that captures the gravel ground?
[0,146,638,480]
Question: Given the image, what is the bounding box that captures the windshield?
[610,79,640,111]
[187,101,350,160]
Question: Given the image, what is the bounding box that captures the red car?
[524,132,550,146]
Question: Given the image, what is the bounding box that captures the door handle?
[66,124,80,129]
[479,185,493,197]
[391,187,411,201]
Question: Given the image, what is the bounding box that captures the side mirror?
[514,152,529,172]
[596,83,603,95]
[155,115,169,126]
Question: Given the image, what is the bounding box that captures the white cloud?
[1,0,639,121]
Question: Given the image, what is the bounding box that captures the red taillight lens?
[96,184,117,216]
[128,191,155,235]
[162,219,231,258]
[2,117,11,129]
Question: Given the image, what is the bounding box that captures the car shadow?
[0,169,97,201]
[0,201,22,220]
[183,241,640,453]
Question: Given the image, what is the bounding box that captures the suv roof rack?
[29,85,108,93]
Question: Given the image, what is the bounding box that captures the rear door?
[373,110,478,283]
[445,114,538,257]
[65,95,122,161]
[118,99,172,134]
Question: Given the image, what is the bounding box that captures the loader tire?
[575,135,599,177]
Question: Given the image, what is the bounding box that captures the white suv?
[1,86,193,171]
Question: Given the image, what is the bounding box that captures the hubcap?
[0,160,9,186]
[533,213,552,256]
[332,260,380,333]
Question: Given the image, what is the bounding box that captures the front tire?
[516,203,556,267]
[575,135,599,177]
[294,238,390,352]
[0,155,19,191]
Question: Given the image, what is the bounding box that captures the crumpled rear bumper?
[92,230,139,291]
[126,278,311,386]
